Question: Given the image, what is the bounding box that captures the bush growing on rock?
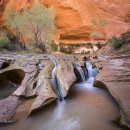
[120,31,130,44]
[51,43,58,51]
[60,46,73,54]
[87,42,93,48]
[96,42,103,49]
[4,2,56,53]
[109,31,130,49]
[0,31,9,48]
[109,36,122,49]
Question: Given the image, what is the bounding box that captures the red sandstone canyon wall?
[0,0,130,43]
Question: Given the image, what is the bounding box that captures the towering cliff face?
[0,0,130,43]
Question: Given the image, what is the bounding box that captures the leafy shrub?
[74,44,80,47]
[4,2,56,52]
[96,42,102,49]
[123,44,130,52]
[0,32,10,48]
[51,43,58,51]
[109,31,130,49]
[87,42,93,47]
[60,46,73,54]
[120,31,130,44]
[109,36,122,49]
[5,43,22,51]
[0,39,9,48]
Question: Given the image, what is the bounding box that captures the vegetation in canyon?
[3,2,56,53]
[0,31,9,48]
[109,31,130,50]
[0,1,130,130]
[91,18,109,39]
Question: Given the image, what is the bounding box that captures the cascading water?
[82,61,99,89]
[76,65,86,82]
[74,61,98,83]
[86,62,98,79]
[73,62,86,82]
[50,59,64,101]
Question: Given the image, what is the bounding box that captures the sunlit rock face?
[1,0,130,43]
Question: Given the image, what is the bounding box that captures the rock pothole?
[0,60,13,70]
[0,69,25,100]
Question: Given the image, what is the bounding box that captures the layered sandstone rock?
[0,0,130,43]
[93,54,130,128]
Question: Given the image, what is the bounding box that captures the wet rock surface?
[0,53,76,124]
[93,53,130,128]
[1,51,130,129]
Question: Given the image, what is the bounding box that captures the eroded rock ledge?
[0,53,76,124]
[92,53,130,128]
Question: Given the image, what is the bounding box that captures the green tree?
[4,9,26,49]
[4,2,56,52]
[0,31,9,48]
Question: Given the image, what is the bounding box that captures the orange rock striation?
[0,0,130,43]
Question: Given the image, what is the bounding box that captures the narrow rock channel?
[1,57,122,130]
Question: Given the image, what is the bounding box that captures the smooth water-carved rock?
[0,96,20,124]
[0,68,25,124]
[0,53,77,123]
[93,54,130,128]
[29,61,57,114]
[56,60,76,97]
[0,69,25,100]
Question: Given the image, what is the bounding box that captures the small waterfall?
[86,62,98,78]
[76,66,86,82]
[74,63,86,82]
[50,59,64,101]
